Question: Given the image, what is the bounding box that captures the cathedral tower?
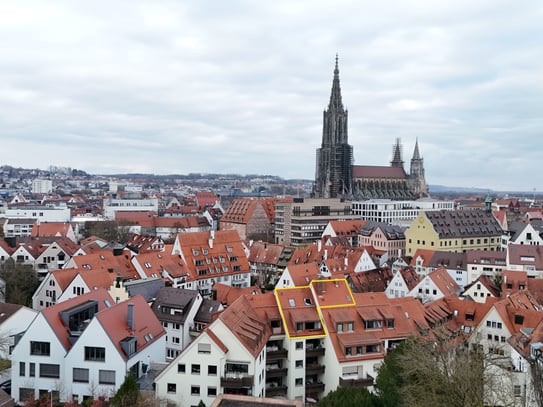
[314,55,353,198]
[408,139,428,197]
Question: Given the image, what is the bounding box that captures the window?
[295,341,303,350]
[29,363,35,377]
[191,364,200,374]
[30,341,50,356]
[191,386,200,396]
[167,383,176,393]
[172,337,180,344]
[514,385,522,397]
[178,364,186,373]
[295,378,303,387]
[19,362,25,376]
[39,363,60,378]
[208,365,217,376]
[387,319,394,328]
[85,346,105,361]
[208,387,217,397]
[198,343,211,354]
[99,370,116,385]
[73,368,89,383]
[295,360,303,368]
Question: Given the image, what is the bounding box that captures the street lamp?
[49,389,53,407]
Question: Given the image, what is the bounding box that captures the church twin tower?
[314,56,428,200]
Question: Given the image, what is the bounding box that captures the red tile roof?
[96,294,165,360]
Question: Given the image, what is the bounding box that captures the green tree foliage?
[317,386,381,407]
[375,342,404,407]
[391,335,485,407]
[110,373,140,407]
[83,221,134,245]
[0,258,39,306]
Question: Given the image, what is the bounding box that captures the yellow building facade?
[405,209,503,256]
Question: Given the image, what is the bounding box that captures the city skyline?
[1,1,542,191]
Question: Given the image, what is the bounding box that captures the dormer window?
[514,314,524,325]
[364,319,382,329]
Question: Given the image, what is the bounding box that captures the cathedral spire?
[412,138,421,160]
[391,138,404,168]
[328,53,344,112]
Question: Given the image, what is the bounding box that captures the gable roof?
[96,294,165,360]
[30,222,73,238]
[352,165,407,179]
[42,288,115,351]
[428,267,460,296]
[247,241,284,266]
[218,295,270,357]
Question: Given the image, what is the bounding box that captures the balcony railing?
[339,374,374,388]
[220,375,254,389]
[266,348,288,360]
[265,385,288,397]
[305,381,325,393]
[305,364,325,375]
[305,346,325,357]
[266,367,288,378]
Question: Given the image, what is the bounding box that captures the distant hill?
[429,185,491,194]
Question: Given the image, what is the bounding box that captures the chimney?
[209,230,214,249]
[127,303,134,331]
[344,256,348,267]
[317,239,322,252]
[324,249,328,260]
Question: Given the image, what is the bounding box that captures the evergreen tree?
[110,373,140,407]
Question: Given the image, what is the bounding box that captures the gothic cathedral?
[314,56,428,200]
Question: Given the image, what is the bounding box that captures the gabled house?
[462,275,501,303]
[64,248,140,280]
[246,240,285,288]
[171,230,251,297]
[150,287,203,361]
[30,222,77,243]
[409,266,460,304]
[0,303,38,359]
[220,198,275,242]
[154,294,270,406]
[411,249,467,287]
[507,221,543,247]
[275,263,322,288]
[32,268,78,310]
[126,234,165,254]
[12,289,166,404]
[385,266,421,299]
[131,250,188,283]
[321,219,367,247]
[469,290,543,389]
[358,221,406,259]
[34,237,81,277]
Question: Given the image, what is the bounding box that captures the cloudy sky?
[1,1,542,191]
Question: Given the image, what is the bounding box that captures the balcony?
[339,374,374,388]
[265,385,288,397]
[266,348,288,360]
[305,346,325,357]
[305,364,325,375]
[305,381,325,393]
[266,366,288,378]
[221,375,254,389]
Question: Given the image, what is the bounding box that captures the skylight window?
[289,299,296,307]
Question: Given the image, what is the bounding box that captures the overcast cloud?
[1,0,542,191]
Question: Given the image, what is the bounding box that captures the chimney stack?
[209,230,215,249]
[127,303,134,331]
